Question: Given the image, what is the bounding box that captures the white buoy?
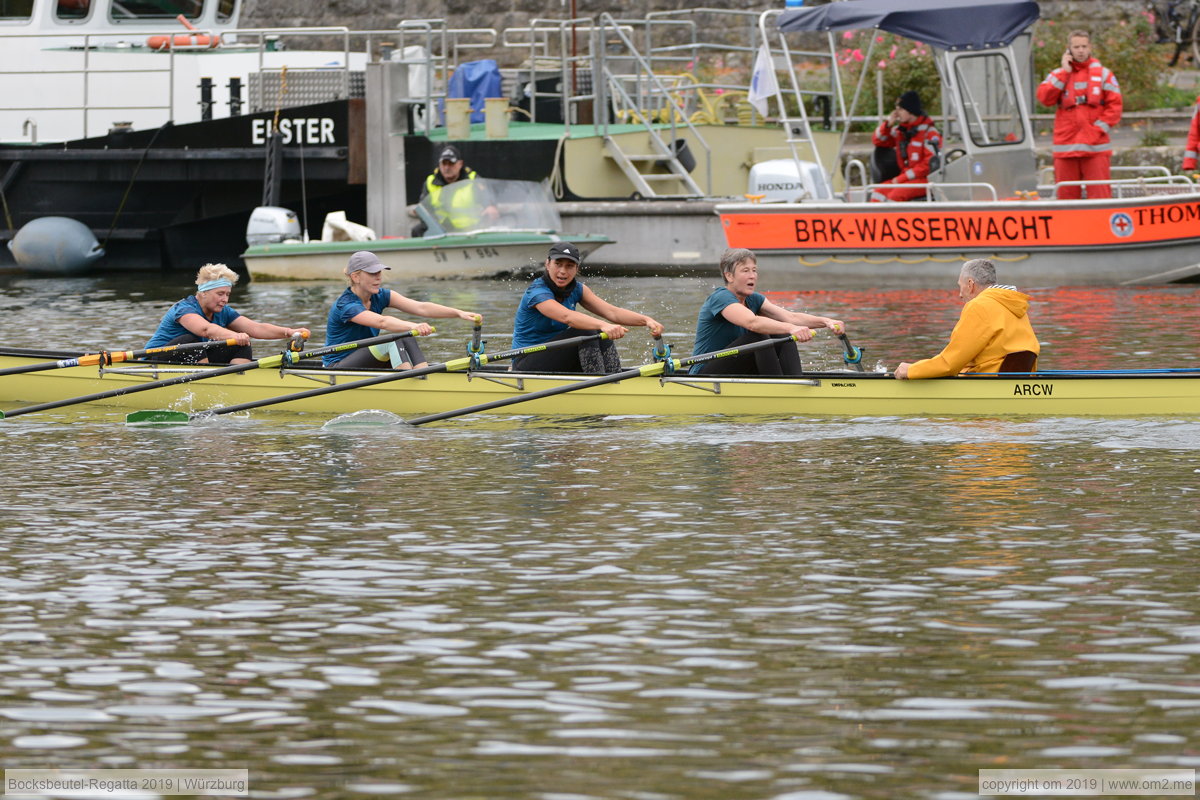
[8,217,105,275]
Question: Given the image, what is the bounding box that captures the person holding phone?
[1036,30,1123,199]
[868,90,942,202]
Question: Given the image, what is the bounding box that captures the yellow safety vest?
[424,169,482,230]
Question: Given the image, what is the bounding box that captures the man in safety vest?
[410,144,498,236]
[1036,30,1123,199]
[1183,95,1200,172]
[869,91,943,202]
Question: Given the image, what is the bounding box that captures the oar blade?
[126,410,190,425]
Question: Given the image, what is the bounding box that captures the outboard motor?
[8,217,104,275]
[748,159,831,202]
[246,206,302,246]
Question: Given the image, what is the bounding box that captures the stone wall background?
[240,0,1153,65]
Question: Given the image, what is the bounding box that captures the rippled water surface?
[1,274,1199,799]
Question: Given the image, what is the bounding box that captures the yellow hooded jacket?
[907,286,1039,379]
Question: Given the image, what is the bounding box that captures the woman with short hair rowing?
[145,263,310,364]
[691,248,844,375]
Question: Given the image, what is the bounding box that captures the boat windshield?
[110,0,201,22]
[417,179,563,237]
[950,53,1025,147]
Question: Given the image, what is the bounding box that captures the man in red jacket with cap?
[1036,30,1123,199]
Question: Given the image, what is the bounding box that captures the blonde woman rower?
[323,251,482,369]
[144,263,310,364]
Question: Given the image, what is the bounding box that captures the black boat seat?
[998,350,1038,373]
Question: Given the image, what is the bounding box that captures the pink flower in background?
[889,45,897,58]
[852,48,864,62]
[843,31,854,40]
[878,60,887,69]
[876,36,884,43]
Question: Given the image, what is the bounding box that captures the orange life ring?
[146,32,220,50]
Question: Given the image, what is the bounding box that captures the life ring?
[147,32,220,50]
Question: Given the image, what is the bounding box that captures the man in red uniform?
[869,91,942,202]
[1036,30,1123,199]
[1183,95,1200,172]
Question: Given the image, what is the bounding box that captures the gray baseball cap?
[346,251,391,274]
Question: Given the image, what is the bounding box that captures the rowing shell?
[2,350,1199,420]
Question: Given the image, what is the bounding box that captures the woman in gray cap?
[323,251,482,369]
[510,241,663,374]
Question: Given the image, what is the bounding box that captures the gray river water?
[1,273,1198,799]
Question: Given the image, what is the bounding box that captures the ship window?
[952,53,1025,147]
[216,0,234,22]
[0,0,35,20]
[109,0,202,21]
[56,0,91,20]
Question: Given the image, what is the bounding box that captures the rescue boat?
[716,0,1200,287]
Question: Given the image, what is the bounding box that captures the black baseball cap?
[437,145,462,164]
[547,241,581,265]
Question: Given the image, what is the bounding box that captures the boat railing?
[500,18,605,132]
[843,158,869,200]
[0,30,182,139]
[847,181,1000,203]
[220,27,353,115]
[595,12,714,194]
[0,23,499,141]
[1036,167,1197,198]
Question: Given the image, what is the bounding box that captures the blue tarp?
[447,59,503,123]
[777,0,1041,51]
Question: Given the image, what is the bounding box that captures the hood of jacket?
[973,285,1031,318]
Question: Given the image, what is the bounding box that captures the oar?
[406,333,799,426]
[836,330,865,373]
[1,331,416,421]
[0,338,244,377]
[127,332,608,423]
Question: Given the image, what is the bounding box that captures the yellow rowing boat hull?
[2,352,1199,419]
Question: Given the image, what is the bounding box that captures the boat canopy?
[776,0,1041,51]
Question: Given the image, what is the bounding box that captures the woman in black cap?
[869,90,942,202]
[410,144,499,236]
[510,241,663,374]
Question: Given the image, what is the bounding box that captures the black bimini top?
[777,0,1041,51]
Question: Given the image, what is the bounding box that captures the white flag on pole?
[748,43,779,117]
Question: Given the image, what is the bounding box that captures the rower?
[144,263,309,364]
[323,251,482,370]
[689,247,844,376]
[894,258,1039,379]
[510,242,663,373]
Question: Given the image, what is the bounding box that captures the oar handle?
[287,331,310,352]
[467,316,484,358]
[836,330,866,373]
[651,333,671,362]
